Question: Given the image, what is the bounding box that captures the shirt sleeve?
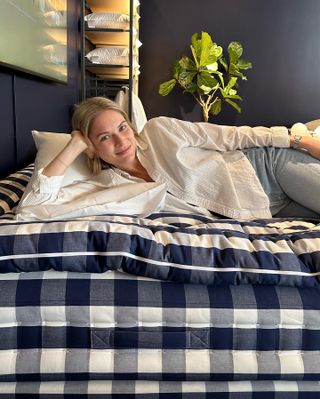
[18,168,65,207]
[146,117,290,151]
[17,168,127,211]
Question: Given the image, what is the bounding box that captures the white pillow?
[305,119,320,132]
[85,46,129,65]
[31,130,91,187]
[84,12,130,29]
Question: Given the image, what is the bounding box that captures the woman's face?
[89,109,137,169]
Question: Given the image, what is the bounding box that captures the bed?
[0,164,320,398]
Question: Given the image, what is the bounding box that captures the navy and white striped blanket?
[0,213,320,286]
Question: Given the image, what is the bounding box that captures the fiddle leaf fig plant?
[159,32,252,122]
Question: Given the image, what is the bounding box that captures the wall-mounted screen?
[0,0,67,83]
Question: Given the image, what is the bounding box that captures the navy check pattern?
[0,212,320,287]
[0,380,320,398]
[0,270,320,384]
[0,168,319,394]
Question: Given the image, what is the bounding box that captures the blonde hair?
[72,97,136,174]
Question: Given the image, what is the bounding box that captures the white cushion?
[31,130,91,187]
[85,46,129,65]
[84,12,130,29]
[305,119,320,131]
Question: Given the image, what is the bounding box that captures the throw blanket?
[0,212,320,286]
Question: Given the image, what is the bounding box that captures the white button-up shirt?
[136,117,289,219]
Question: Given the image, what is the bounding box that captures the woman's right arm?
[43,130,90,177]
[16,131,92,210]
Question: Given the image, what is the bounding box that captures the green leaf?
[178,56,196,71]
[212,70,224,86]
[184,82,198,94]
[210,99,222,115]
[223,94,242,100]
[213,44,223,58]
[179,71,197,86]
[172,61,183,80]
[197,72,219,94]
[191,32,201,46]
[225,98,242,113]
[206,62,218,72]
[219,77,238,98]
[228,42,243,63]
[236,58,252,70]
[199,32,218,67]
[159,79,176,96]
[191,32,202,62]
[190,45,198,67]
[228,63,247,79]
[219,85,242,100]
[225,76,238,92]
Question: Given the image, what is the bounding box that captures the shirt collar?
[136,135,148,151]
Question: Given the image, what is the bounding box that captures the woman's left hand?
[290,135,320,160]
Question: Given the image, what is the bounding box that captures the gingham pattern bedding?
[0,212,320,286]
[1,380,320,398]
[0,164,33,217]
[1,168,320,394]
[0,270,320,383]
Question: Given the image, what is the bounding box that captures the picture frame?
[0,0,68,83]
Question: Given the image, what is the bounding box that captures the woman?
[19,96,320,219]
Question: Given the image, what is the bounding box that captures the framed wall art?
[0,0,68,83]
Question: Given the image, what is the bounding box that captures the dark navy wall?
[139,0,320,127]
[2,1,320,177]
[0,0,80,178]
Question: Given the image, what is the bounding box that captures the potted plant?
[159,31,252,122]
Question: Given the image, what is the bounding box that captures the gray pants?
[242,147,320,218]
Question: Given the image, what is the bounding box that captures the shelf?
[86,64,129,78]
[85,30,129,46]
[85,62,129,68]
[81,0,139,113]
[85,0,130,14]
[84,23,129,32]
[88,77,129,83]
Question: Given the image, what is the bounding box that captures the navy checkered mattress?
[0,212,320,396]
[0,269,320,384]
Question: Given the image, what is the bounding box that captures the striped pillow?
[0,164,34,216]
